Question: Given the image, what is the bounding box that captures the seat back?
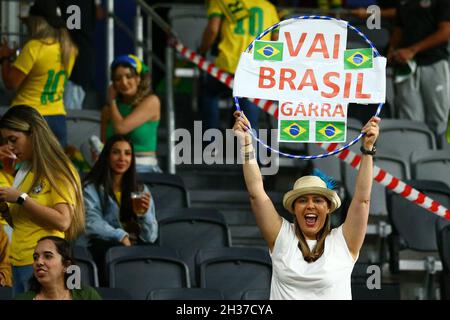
[72,246,99,287]
[343,151,410,216]
[147,288,224,300]
[411,150,450,188]
[138,173,190,210]
[437,223,450,300]
[106,246,190,300]
[241,289,270,300]
[377,119,436,158]
[0,287,13,300]
[387,181,447,252]
[96,287,133,300]
[66,109,101,150]
[196,247,272,300]
[158,208,232,286]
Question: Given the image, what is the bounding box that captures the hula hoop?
[233,15,384,160]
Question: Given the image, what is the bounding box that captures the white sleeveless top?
[270,218,357,300]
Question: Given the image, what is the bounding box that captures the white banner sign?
[233,19,386,143]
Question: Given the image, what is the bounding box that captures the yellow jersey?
[9,171,76,266]
[12,39,76,116]
[0,170,13,226]
[208,0,280,74]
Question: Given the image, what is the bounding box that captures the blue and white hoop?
[234,15,384,160]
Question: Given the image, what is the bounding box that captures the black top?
[59,0,97,90]
[395,0,450,65]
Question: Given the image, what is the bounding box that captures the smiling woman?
[233,110,380,300]
[101,54,162,173]
[77,135,158,286]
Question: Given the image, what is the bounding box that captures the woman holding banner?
[233,110,380,300]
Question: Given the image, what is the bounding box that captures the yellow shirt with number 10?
[207,0,280,74]
[12,39,76,116]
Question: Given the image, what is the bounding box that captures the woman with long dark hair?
[16,236,100,300]
[79,135,157,284]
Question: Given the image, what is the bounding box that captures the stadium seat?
[66,109,101,150]
[0,287,13,300]
[106,246,190,300]
[386,180,450,299]
[377,119,436,159]
[158,208,232,286]
[343,150,411,216]
[411,150,450,188]
[147,288,224,300]
[196,247,272,300]
[72,245,99,287]
[241,289,270,300]
[436,221,450,300]
[351,283,401,300]
[96,287,132,300]
[138,173,190,210]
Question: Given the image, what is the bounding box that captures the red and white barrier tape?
[172,40,450,220]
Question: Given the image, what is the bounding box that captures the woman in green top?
[15,236,101,300]
[101,54,161,173]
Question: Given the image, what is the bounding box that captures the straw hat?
[283,176,341,214]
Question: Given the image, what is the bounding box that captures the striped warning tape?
[171,40,450,220]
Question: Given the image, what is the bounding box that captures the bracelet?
[360,145,376,156]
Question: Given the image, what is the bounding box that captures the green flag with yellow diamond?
[344,48,373,69]
[280,120,309,142]
[254,41,283,61]
[316,121,346,142]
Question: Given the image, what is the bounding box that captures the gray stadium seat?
[241,289,270,300]
[147,288,224,300]
[436,221,450,300]
[72,245,99,287]
[66,109,101,150]
[377,119,436,159]
[138,173,190,209]
[411,150,450,189]
[196,247,272,300]
[387,180,450,299]
[106,246,190,300]
[0,287,13,300]
[96,287,132,300]
[158,208,232,286]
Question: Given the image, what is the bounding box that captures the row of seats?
[74,245,271,300]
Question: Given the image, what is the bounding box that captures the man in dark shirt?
[59,0,102,110]
[388,0,450,141]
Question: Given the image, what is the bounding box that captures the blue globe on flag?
[352,53,364,65]
[263,46,274,57]
[324,125,336,137]
[290,124,300,136]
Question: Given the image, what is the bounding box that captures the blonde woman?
[0,105,85,295]
[0,0,77,148]
[233,111,380,300]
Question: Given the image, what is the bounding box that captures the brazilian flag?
[254,41,283,61]
[344,48,373,69]
[280,120,309,142]
[316,121,346,142]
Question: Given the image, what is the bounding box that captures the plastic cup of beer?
[131,191,147,216]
